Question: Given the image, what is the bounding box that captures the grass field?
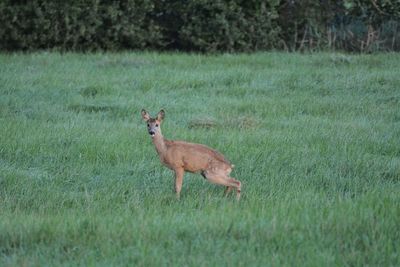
[0,52,399,266]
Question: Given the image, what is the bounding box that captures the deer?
[141,109,242,200]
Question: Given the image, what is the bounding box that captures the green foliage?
[338,0,400,52]
[177,0,280,52]
[0,0,163,51]
[277,0,341,51]
[0,0,399,51]
[0,52,400,265]
[278,0,400,52]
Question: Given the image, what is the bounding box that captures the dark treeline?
[0,0,399,52]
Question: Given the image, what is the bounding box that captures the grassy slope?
[0,52,399,266]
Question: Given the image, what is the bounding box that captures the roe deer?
[141,109,241,200]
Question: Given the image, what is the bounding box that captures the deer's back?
[164,140,232,172]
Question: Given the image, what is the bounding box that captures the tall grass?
[0,52,399,266]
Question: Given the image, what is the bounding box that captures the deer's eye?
[156,124,159,127]
[147,124,150,127]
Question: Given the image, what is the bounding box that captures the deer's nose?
[149,130,155,135]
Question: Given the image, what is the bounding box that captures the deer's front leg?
[174,168,184,199]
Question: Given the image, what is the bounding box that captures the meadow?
[0,52,399,266]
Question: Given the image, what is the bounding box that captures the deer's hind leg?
[223,167,241,200]
[227,177,241,200]
[203,170,241,200]
[224,186,233,196]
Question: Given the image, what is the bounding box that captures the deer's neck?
[152,131,167,157]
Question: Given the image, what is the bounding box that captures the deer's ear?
[157,109,165,121]
[141,109,150,121]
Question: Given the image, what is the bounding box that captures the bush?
[0,0,163,51]
[0,0,399,52]
[277,0,400,52]
[176,0,280,52]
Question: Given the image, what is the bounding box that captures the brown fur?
[141,109,241,200]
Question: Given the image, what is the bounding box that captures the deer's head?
[141,109,165,137]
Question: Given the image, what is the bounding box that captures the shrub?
[177,0,280,52]
[0,0,163,51]
[0,0,398,52]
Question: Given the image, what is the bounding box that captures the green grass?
[0,52,399,266]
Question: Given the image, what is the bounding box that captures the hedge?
[0,0,164,51]
[0,0,399,52]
